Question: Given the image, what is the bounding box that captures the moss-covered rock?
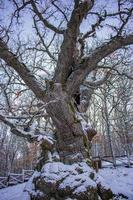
[29,162,102,200]
[97,183,114,200]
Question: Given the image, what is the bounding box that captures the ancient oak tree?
[0,0,133,199]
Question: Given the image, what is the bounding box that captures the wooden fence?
[0,156,132,188]
[0,170,34,189]
[0,177,7,188]
[92,155,133,171]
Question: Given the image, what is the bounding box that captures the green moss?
[89,172,95,180]
[36,156,45,171]
[97,184,114,200]
[73,115,80,123]
[68,102,76,113]
[49,80,54,90]
[86,158,93,167]
[83,134,88,147]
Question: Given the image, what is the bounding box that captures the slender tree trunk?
[104,98,116,167]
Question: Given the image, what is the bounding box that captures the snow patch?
[76,112,92,134]
[0,183,30,200]
[96,167,133,200]
[41,161,96,194]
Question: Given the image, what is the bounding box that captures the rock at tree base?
[27,162,116,200]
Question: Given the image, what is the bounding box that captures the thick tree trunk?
[45,83,87,164]
[28,84,115,200]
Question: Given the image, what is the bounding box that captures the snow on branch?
[76,112,97,141]
[0,114,55,149]
[84,71,111,87]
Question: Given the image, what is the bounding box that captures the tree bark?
[45,83,87,164]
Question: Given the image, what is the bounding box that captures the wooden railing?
[0,177,7,188]
[22,169,34,181]
[92,155,133,172]
[0,170,34,189]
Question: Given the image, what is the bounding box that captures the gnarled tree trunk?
[29,84,114,200]
[46,83,87,164]
[0,1,132,199]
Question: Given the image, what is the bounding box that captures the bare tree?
[0,0,133,199]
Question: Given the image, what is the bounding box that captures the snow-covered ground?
[0,167,133,200]
[0,183,30,200]
[97,167,133,200]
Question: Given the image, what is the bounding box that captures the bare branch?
[51,0,68,22]
[67,35,133,95]
[82,15,104,40]
[99,66,133,80]
[84,70,111,87]
[12,0,31,19]
[117,7,133,36]
[33,16,57,62]
[0,114,36,142]
[0,39,46,101]
[31,0,64,34]
[54,0,94,83]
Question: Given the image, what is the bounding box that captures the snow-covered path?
[0,183,30,200]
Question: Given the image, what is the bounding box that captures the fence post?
[22,169,24,182]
